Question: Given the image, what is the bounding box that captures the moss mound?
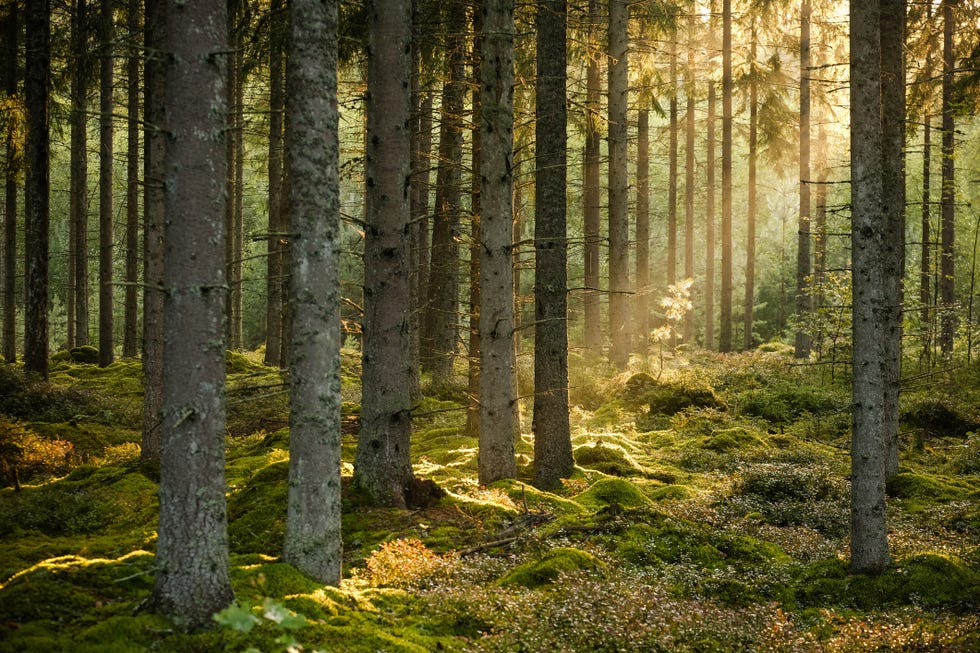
[703,426,766,453]
[499,547,603,588]
[574,478,652,511]
[574,442,644,477]
[227,460,289,555]
[902,398,979,439]
[625,374,721,415]
[886,472,976,505]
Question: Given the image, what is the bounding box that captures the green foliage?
[901,398,980,439]
[498,547,603,588]
[573,477,653,511]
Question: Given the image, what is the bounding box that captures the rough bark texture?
[478,0,518,484]
[849,0,890,573]
[24,0,50,379]
[635,110,650,352]
[684,14,695,346]
[70,0,89,349]
[421,1,466,384]
[2,5,16,364]
[705,80,716,351]
[745,24,758,352]
[141,0,166,469]
[467,17,482,443]
[354,0,416,509]
[920,115,932,354]
[533,0,573,491]
[99,0,114,367]
[225,2,243,352]
[583,0,602,356]
[607,0,630,369]
[939,0,955,356]
[150,0,234,626]
[264,0,285,368]
[668,37,678,294]
[284,0,343,579]
[795,2,811,358]
[123,0,140,358]
[719,0,733,353]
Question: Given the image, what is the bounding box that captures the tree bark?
[607,0,630,369]
[849,0,890,574]
[705,80,716,351]
[939,0,955,357]
[533,0,573,490]
[467,14,482,442]
[225,1,243,351]
[123,0,140,358]
[684,12,696,346]
[24,0,50,379]
[583,0,601,356]
[478,0,518,484]
[150,0,234,625]
[795,1,812,358]
[921,114,932,357]
[635,109,650,352]
[354,0,416,509]
[264,0,285,368]
[283,0,343,581]
[99,0,115,367]
[719,0,733,353]
[2,4,17,364]
[69,0,89,349]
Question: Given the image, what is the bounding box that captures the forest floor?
[0,344,978,652]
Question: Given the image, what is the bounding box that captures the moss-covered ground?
[1,347,978,651]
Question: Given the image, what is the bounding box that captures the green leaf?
[262,598,308,630]
[213,601,261,633]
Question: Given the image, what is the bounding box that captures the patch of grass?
[498,547,603,588]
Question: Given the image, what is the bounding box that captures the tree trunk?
[99,0,115,367]
[69,0,89,350]
[607,0,630,369]
[467,13,482,442]
[533,0,573,491]
[795,1,812,358]
[583,0,601,356]
[123,0,140,358]
[849,0,890,574]
[283,0,343,581]
[150,0,234,625]
[264,0,285,368]
[355,0,416,509]
[921,114,932,358]
[719,0,733,353]
[141,0,166,469]
[421,1,466,385]
[635,109,650,352]
[2,5,17,364]
[705,80,716,351]
[684,12,696,346]
[24,0,50,379]
[880,0,906,481]
[667,35,678,295]
[478,0,518,484]
[939,0,955,357]
[225,1,243,352]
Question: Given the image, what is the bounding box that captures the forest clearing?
[0,347,977,651]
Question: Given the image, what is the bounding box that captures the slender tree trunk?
[684,12,696,346]
[813,122,828,346]
[667,35,678,294]
[24,0,50,379]
[408,0,427,402]
[225,1,243,351]
[2,5,16,364]
[880,0,906,481]
[795,1,812,358]
[849,0,890,574]
[264,0,285,368]
[467,14,482,442]
[141,0,166,469]
[415,91,433,349]
[150,0,234,625]
[478,0,518,484]
[421,1,466,384]
[705,80,716,351]
[99,0,115,367]
[69,0,89,349]
[123,0,140,358]
[607,0,630,368]
[533,0,573,490]
[921,114,932,358]
[635,109,650,352]
[284,0,343,581]
[744,23,759,352]
[583,0,601,355]
[939,0,955,357]
[719,0,733,353]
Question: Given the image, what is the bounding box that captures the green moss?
[703,427,766,453]
[718,534,791,564]
[227,460,289,555]
[648,484,692,501]
[232,561,324,599]
[499,547,603,588]
[886,472,976,506]
[574,442,643,477]
[574,478,653,511]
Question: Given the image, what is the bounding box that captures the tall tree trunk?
[880,0,906,481]
[69,0,89,349]
[849,0,890,574]
[225,1,243,351]
[264,0,285,368]
[796,1,812,358]
[141,0,166,469]
[24,0,50,379]
[2,4,17,364]
[150,0,234,625]
[123,0,140,358]
[479,0,518,484]
[99,0,115,367]
[939,0,955,357]
[921,114,932,358]
[719,0,733,353]
[421,1,466,385]
[744,23,758,352]
[607,0,630,368]
[667,35,678,295]
[533,0,573,490]
[467,14,482,442]
[355,0,417,509]
[705,80,716,351]
[635,109,650,352]
[684,12,696,346]
[813,122,828,348]
[583,0,601,356]
[284,0,343,581]
[408,0,428,402]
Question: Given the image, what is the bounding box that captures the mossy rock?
[65,346,100,364]
[499,547,603,588]
[648,484,692,501]
[702,427,766,453]
[574,478,652,511]
[901,398,980,439]
[639,379,721,415]
[231,560,324,599]
[574,443,643,477]
[886,472,975,505]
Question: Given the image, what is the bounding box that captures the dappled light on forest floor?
[0,349,978,651]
